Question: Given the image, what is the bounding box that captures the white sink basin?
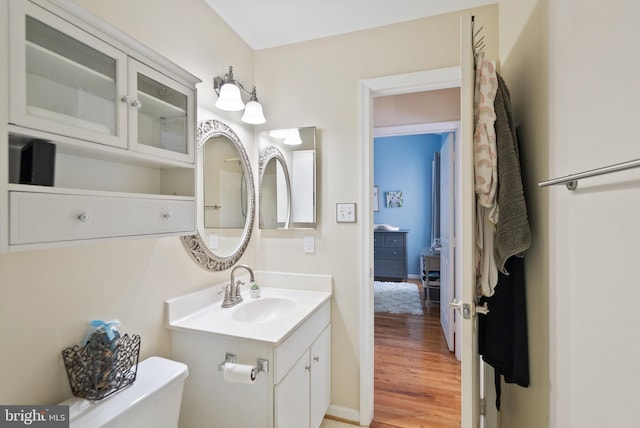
[167,284,332,344]
[232,297,297,323]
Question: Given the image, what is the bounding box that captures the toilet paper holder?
[217,352,269,374]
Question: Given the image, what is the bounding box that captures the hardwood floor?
[372,282,461,428]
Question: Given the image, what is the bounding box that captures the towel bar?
[538,157,640,190]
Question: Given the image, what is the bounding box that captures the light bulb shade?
[269,129,288,139]
[216,83,244,111]
[241,100,266,124]
[283,129,302,145]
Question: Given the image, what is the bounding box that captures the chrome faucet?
[221,264,255,308]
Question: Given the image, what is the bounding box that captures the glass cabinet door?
[9,1,127,148]
[127,59,195,163]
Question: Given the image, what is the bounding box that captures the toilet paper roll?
[222,363,257,384]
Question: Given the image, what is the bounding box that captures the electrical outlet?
[304,235,315,254]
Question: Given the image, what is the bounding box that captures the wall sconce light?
[214,66,266,125]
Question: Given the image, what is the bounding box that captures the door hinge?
[480,398,487,416]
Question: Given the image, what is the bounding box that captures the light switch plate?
[336,203,356,223]
[304,235,315,253]
[208,234,218,250]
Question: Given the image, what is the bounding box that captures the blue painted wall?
[374,134,444,277]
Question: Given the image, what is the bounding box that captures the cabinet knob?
[313,356,320,363]
[162,212,173,221]
[121,95,143,109]
[305,364,311,372]
[77,212,92,223]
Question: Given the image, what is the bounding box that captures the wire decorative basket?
[61,333,141,401]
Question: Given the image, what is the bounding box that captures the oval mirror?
[259,146,291,229]
[182,120,255,271]
[258,126,316,229]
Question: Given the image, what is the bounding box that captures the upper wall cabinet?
[9,0,195,163]
[0,0,201,252]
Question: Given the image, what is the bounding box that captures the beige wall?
[500,0,640,427]
[497,0,550,427]
[548,1,640,427]
[0,0,257,404]
[254,5,498,416]
[374,88,461,127]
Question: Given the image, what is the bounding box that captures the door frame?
[358,66,462,426]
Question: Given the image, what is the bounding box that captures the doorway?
[359,65,473,426]
[372,118,461,425]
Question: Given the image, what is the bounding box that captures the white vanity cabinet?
[0,0,200,251]
[310,326,331,428]
[168,292,332,428]
[275,325,331,428]
[275,306,331,428]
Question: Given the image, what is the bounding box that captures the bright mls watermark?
[0,406,68,427]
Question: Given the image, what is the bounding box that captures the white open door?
[439,132,455,353]
[459,14,481,428]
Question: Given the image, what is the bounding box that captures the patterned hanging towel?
[473,51,500,296]
[473,51,499,212]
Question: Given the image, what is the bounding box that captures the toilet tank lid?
[60,356,188,427]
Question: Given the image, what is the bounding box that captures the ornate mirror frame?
[258,145,291,229]
[181,120,255,271]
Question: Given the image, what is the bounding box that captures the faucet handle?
[218,282,230,295]
[234,280,244,298]
[220,282,236,308]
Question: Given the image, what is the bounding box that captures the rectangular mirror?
[258,126,316,229]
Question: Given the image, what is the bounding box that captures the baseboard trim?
[326,405,360,425]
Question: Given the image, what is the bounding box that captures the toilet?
[60,356,188,428]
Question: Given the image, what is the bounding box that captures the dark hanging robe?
[478,73,531,410]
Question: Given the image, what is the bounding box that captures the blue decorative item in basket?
[83,320,121,348]
[62,321,141,401]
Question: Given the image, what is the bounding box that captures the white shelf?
[137,91,186,118]
[9,125,194,170]
[26,40,115,100]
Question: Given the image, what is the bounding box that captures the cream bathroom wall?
[254,5,499,416]
[548,1,640,427]
[373,88,461,127]
[501,0,640,427]
[497,0,550,427]
[0,0,257,404]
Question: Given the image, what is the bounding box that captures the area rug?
[374,281,423,316]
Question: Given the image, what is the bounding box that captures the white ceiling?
[203,0,497,50]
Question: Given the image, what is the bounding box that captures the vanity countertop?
[167,286,331,344]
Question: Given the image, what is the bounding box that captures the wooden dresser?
[374,230,408,281]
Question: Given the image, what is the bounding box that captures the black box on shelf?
[19,140,56,186]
